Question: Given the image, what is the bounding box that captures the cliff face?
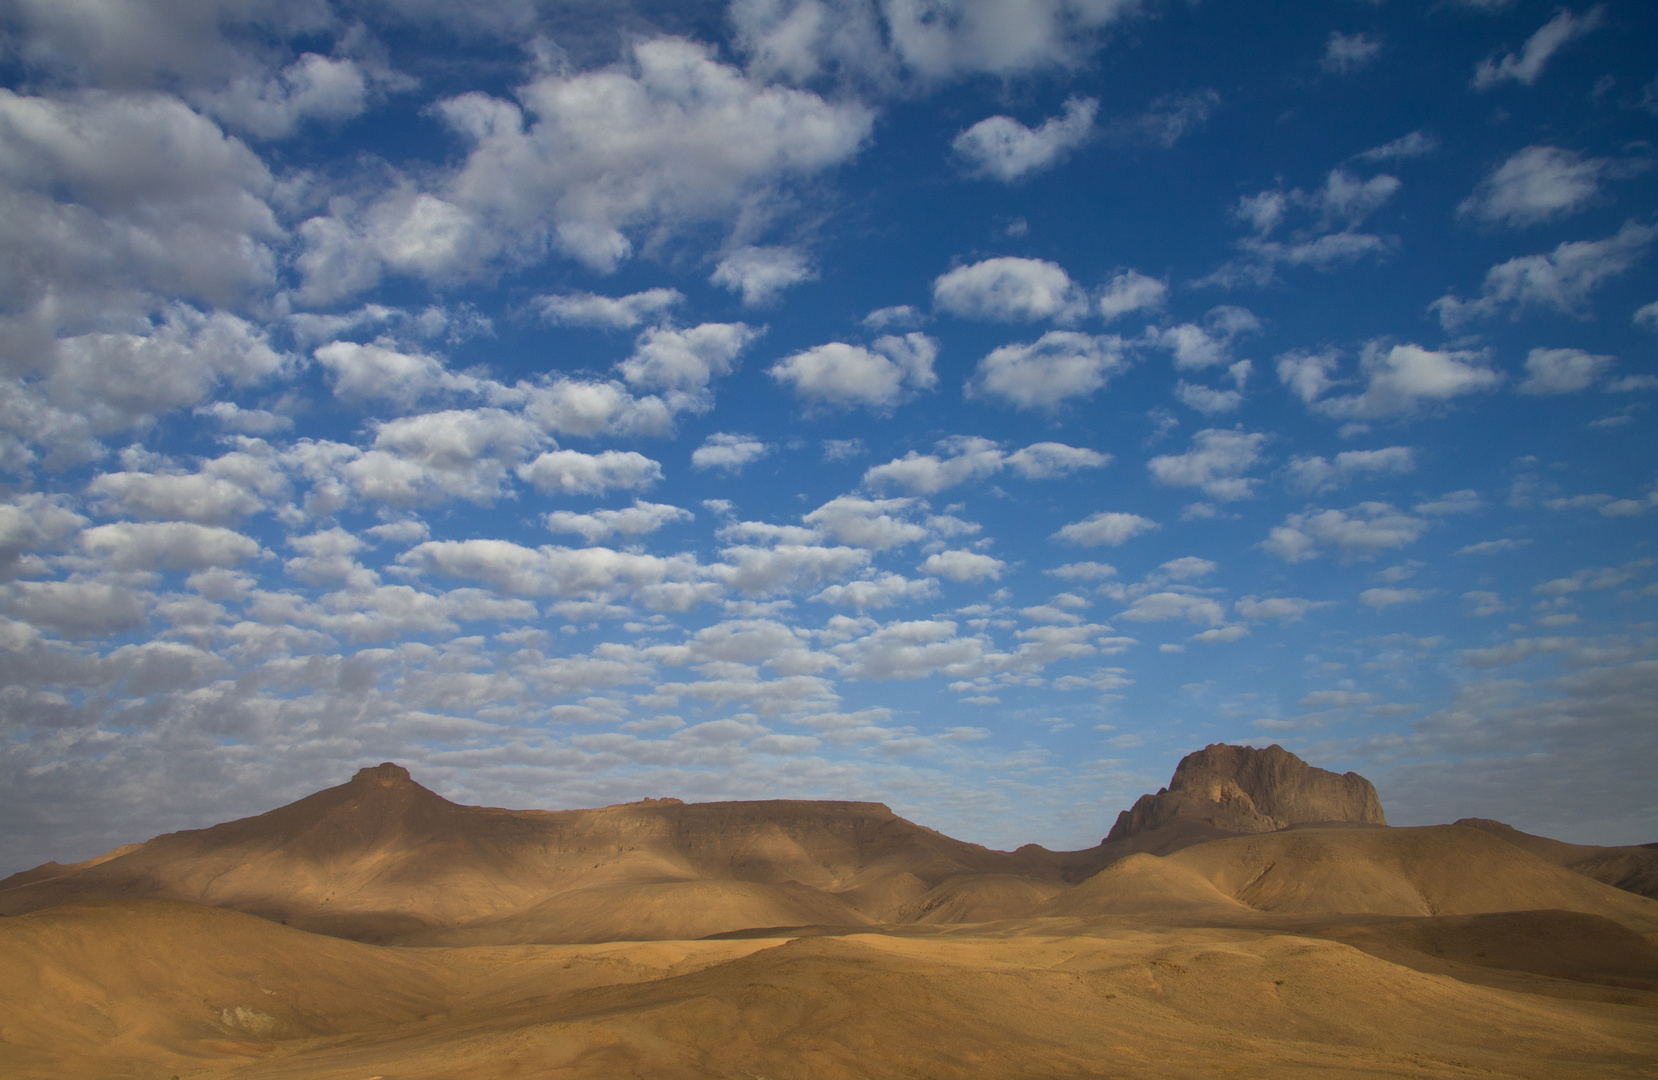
[1106,744,1386,842]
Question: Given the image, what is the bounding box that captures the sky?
[1,0,1655,875]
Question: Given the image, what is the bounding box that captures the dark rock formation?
[1106,743,1386,842]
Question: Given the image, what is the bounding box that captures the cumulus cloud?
[933,257,1088,322]
[1278,342,1502,419]
[545,500,693,543]
[953,96,1096,182]
[1518,347,1616,395]
[769,333,938,410]
[0,494,87,579]
[863,436,1107,493]
[313,340,482,407]
[295,38,874,291]
[80,520,264,571]
[517,449,663,495]
[195,53,408,140]
[1144,306,1260,371]
[1052,511,1158,546]
[802,496,929,550]
[1472,6,1604,90]
[1148,428,1268,501]
[1458,146,1640,228]
[967,331,1129,409]
[1431,222,1655,328]
[711,246,816,306]
[691,433,770,473]
[918,550,1005,582]
[616,323,759,410]
[534,289,683,329]
[812,572,938,610]
[1321,32,1381,74]
[1262,502,1429,563]
[1097,270,1168,321]
[0,89,280,331]
[1283,446,1416,494]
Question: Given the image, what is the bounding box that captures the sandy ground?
[3,898,1656,1080]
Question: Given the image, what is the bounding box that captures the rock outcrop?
[1106,743,1386,842]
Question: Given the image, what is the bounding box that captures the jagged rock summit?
[1106,743,1386,842]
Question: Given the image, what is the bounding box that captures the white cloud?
[338,408,544,505]
[952,96,1096,182]
[616,323,758,410]
[1472,6,1604,90]
[1518,347,1615,395]
[400,539,703,601]
[1048,561,1117,582]
[768,333,938,410]
[1283,446,1416,494]
[1159,556,1217,581]
[296,38,874,290]
[713,543,868,595]
[0,580,149,637]
[1431,222,1656,327]
[1052,511,1158,546]
[195,53,401,140]
[711,246,816,306]
[1462,590,1512,617]
[1145,306,1260,371]
[1262,502,1429,563]
[29,307,291,442]
[1118,592,1225,626]
[880,0,1143,80]
[0,89,280,330]
[1004,442,1111,478]
[967,331,1128,409]
[1205,169,1400,285]
[1360,586,1431,610]
[1353,130,1438,163]
[313,340,481,407]
[933,257,1088,322]
[803,496,929,550]
[1097,270,1167,321]
[861,305,926,331]
[80,520,264,571]
[1458,538,1529,556]
[691,433,770,473]
[516,449,662,495]
[545,500,693,543]
[1321,31,1381,74]
[1280,341,1502,418]
[918,550,1005,582]
[1117,89,1219,149]
[534,289,683,329]
[862,435,1106,492]
[0,494,87,579]
[1147,428,1267,501]
[811,572,938,610]
[1457,146,1636,228]
[1235,595,1333,621]
[1635,301,1658,332]
[87,467,266,524]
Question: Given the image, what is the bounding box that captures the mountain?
[1105,743,1387,843]
[0,762,1075,944]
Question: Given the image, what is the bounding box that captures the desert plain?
[3,744,1657,1079]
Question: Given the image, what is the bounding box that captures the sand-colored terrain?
[3,748,1656,1078]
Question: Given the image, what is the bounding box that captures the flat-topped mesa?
[353,762,413,785]
[1106,743,1386,842]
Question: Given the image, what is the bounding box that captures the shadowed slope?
[0,764,1069,943]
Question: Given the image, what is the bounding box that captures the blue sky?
[2,0,1655,873]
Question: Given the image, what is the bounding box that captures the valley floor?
[4,900,1657,1080]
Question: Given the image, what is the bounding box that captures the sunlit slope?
[1454,817,1658,899]
[0,764,1069,942]
[1162,824,1658,927]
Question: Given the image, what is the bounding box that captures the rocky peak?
[352,762,413,786]
[1106,743,1386,842]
